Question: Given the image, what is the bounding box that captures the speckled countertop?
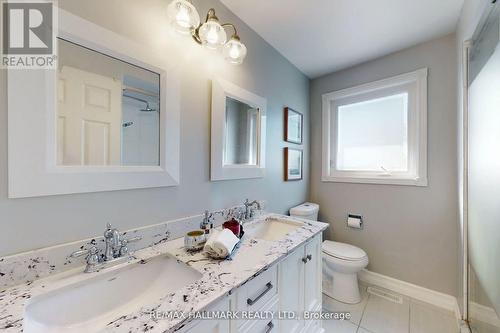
[0,214,328,333]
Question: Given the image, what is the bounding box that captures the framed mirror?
[211,79,267,181]
[8,9,180,198]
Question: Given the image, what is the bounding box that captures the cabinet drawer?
[304,319,322,333]
[239,297,278,333]
[235,266,277,314]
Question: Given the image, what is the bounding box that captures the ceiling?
[220,0,465,78]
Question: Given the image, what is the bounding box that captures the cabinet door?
[185,319,229,333]
[182,299,230,333]
[278,244,305,333]
[304,235,322,312]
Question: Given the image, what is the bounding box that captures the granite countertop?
[0,214,328,333]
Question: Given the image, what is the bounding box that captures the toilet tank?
[289,202,319,221]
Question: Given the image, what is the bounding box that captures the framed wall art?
[284,107,303,144]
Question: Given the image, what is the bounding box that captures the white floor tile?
[322,319,358,333]
[409,299,458,333]
[470,319,500,333]
[322,285,369,325]
[359,292,410,333]
[357,328,373,333]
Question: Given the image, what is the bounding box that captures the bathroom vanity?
[0,214,327,333]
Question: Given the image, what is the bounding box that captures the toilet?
[289,202,369,304]
[289,202,320,221]
[322,241,368,304]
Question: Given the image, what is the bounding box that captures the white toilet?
[289,202,320,221]
[322,240,368,304]
[289,202,368,304]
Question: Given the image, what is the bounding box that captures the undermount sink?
[23,255,202,333]
[245,218,303,241]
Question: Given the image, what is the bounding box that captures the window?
[322,68,428,186]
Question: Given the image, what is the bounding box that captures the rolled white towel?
[204,229,239,258]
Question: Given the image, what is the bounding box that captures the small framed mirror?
[211,79,267,181]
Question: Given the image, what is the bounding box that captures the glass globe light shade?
[223,37,247,64]
[166,0,200,34]
[198,20,227,50]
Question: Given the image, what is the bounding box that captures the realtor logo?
[1,0,57,68]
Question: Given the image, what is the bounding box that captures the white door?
[304,235,322,312]
[57,66,122,165]
[278,244,305,333]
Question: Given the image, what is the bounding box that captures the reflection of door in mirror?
[224,97,259,166]
[57,67,122,165]
[56,38,160,166]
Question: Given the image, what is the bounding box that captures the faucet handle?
[119,236,142,257]
[123,236,142,244]
[70,244,99,258]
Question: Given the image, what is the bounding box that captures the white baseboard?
[358,269,461,320]
[470,302,500,328]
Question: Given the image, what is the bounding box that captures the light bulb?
[206,26,219,45]
[199,20,227,50]
[229,44,240,59]
[222,37,247,64]
[167,0,200,34]
[175,6,190,28]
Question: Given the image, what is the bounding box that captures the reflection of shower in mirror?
[123,87,158,112]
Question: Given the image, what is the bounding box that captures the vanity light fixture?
[167,0,247,64]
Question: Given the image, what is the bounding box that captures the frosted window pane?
[336,93,408,171]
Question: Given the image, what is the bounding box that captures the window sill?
[321,175,428,187]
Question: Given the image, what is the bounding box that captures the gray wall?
[0,0,310,256]
[310,34,460,296]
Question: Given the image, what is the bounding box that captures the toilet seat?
[322,241,367,261]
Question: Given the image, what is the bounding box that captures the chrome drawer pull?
[265,321,274,333]
[247,282,273,306]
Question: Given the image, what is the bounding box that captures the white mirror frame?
[211,79,267,181]
[7,9,180,198]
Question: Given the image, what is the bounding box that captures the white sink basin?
[245,218,303,241]
[23,255,202,333]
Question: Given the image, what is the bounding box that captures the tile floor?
[322,284,459,333]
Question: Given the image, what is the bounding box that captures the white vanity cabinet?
[232,233,323,333]
[278,234,323,333]
[182,233,323,333]
[180,298,231,333]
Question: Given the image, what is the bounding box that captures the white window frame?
[322,68,428,186]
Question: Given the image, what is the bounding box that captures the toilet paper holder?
[347,214,363,229]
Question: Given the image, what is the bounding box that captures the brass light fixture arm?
[191,8,240,44]
[221,23,239,39]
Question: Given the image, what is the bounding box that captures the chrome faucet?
[104,223,121,260]
[70,224,142,273]
[70,241,101,273]
[200,210,216,232]
[244,199,261,220]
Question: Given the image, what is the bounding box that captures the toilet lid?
[322,241,367,261]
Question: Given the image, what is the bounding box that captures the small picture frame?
[284,148,303,181]
[284,107,303,144]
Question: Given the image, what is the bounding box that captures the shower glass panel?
[467,3,500,333]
